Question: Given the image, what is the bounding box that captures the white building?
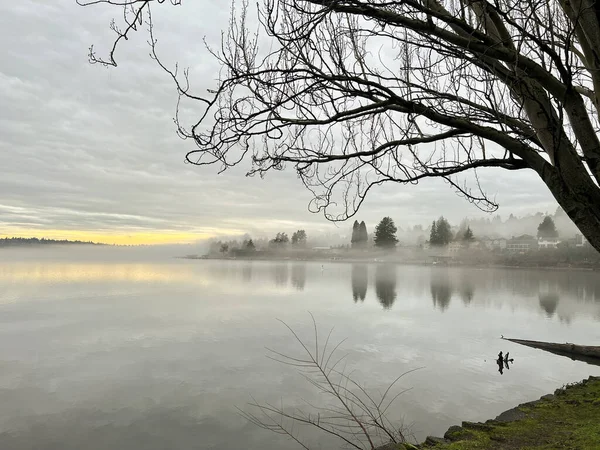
[538,237,561,249]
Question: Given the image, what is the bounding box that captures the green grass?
[413,376,600,449]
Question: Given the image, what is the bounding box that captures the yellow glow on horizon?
[0,228,227,245]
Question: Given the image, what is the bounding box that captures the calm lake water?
[1,248,599,449]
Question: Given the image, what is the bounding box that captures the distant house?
[483,237,507,251]
[448,241,463,254]
[538,237,561,249]
[507,234,538,252]
[575,234,589,247]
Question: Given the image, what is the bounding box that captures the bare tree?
[238,315,418,449]
[79,0,600,251]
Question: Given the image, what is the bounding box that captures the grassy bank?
[386,376,600,449]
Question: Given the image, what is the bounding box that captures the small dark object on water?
[496,351,514,375]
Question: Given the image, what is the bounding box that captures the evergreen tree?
[245,239,256,250]
[430,217,452,246]
[537,216,559,238]
[358,221,368,246]
[374,217,398,249]
[455,219,469,241]
[436,217,453,246]
[429,221,438,245]
[350,220,360,247]
[463,226,475,242]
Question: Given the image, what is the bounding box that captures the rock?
[462,421,493,431]
[424,435,446,445]
[443,425,472,441]
[541,394,555,401]
[495,407,527,423]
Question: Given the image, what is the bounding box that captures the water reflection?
[3,259,600,321]
[242,264,253,283]
[1,255,600,450]
[272,264,289,287]
[375,265,397,309]
[351,264,368,302]
[459,281,475,306]
[430,271,453,311]
[0,263,194,283]
[291,264,306,291]
[539,292,560,317]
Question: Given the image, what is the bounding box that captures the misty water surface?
[0,248,599,449]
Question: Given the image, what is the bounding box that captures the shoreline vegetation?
[181,249,600,271]
[377,376,600,449]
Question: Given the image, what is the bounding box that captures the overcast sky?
[0,1,561,245]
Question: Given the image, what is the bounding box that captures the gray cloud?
[0,0,560,242]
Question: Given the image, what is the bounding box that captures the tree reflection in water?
[242,264,252,283]
[272,263,288,287]
[351,264,368,302]
[291,263,307,291]
[459,283,475,305]
[430,270,453,311]
[539,292,560,317]
[375,264,397,309]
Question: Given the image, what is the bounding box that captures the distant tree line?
[207,209,592,257]
[209,230,309,255]
[0,237,103,247]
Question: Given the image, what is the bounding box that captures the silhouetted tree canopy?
[291,230,307,247]
[537,216,559,239]
[81,0,600,252]
[374,217,398,249]
[430,217,452,246]
[269,232,289,248]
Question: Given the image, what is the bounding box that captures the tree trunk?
[537,161,600,253]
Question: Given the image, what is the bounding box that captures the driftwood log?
[503,337,600,366]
